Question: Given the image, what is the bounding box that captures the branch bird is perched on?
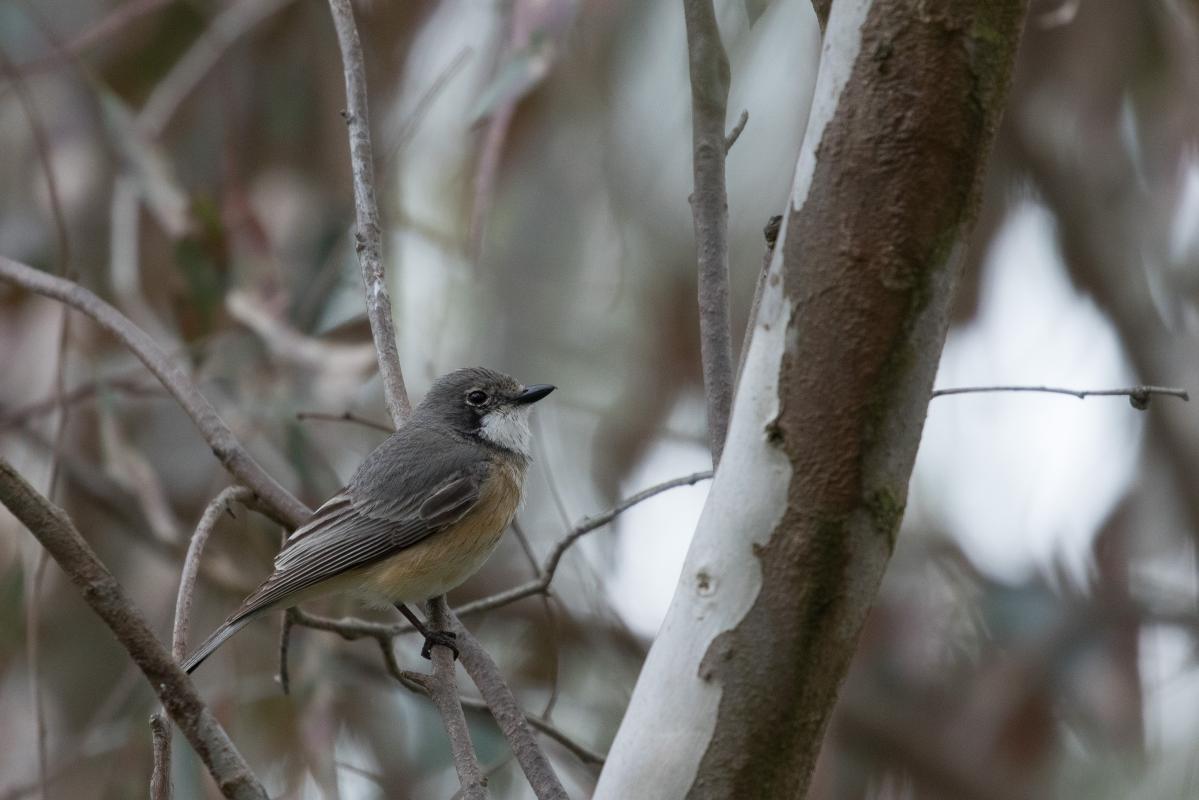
[183,367,555,672]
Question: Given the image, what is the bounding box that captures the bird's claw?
[421,630,459,661]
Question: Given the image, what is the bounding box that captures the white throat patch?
[479,405,533,456]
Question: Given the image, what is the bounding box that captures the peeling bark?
[595,1,1028,798]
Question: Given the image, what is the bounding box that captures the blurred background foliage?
[1,0,1198,798]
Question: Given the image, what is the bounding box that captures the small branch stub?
[725,109,749,152]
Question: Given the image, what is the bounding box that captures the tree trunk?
[594,1,1029,797]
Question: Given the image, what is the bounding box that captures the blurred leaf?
[97,88,194,239]
[172,195,229,338]
[469,34,555,125]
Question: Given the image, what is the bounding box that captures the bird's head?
[417,367,555,456]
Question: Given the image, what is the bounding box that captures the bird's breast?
[357,457,526,605]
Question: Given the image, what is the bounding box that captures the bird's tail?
[181,613,254,674]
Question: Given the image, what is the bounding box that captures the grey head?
[415,367,555,457]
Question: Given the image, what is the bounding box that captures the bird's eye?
[466,390,489,407]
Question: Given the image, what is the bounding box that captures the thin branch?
[460,695,607,768]
[449,611,568,800]
[325,0,411,424]
[510,516,561,722]
[24,553,50,800]
[930,384,1190,408]
[0,48,78,789]
[454,470,715,618]
[149,713,172,800]
[683,0,736,464]
[174,487,254,660]
[0,256,310,529]
[295,410,394,434]
[0,456,267,800]
[724,109,749,152]
[519,708,606,767]
[278,607,298,696]
[426,597,487,799]
[291,607,603,771]
[28,312,71,800]
[509,519,542,577]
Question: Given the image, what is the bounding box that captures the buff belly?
[352,459,524,605]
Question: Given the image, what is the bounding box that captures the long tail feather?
[181,614,255,673]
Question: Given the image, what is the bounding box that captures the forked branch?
[0,456,267,800]
[0,256,310,528]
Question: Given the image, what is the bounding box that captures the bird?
[181,367,555,673]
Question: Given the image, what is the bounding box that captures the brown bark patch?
[687,2,1028,798]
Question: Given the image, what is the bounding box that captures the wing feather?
[235,471,481,618]
[182,424,489,673]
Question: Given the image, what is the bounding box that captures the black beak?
[513,384,555,405]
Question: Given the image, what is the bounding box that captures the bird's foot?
[421,630,459,661]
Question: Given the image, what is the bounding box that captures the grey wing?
[181,426,487,673]
[232,469,482,619]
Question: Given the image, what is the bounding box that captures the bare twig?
[683,0,736,464]
[277,606,298,696]
[174,488,254,660]
[291,607,603,770]
[515,707,605,767]
[0,48,76,794]
[449,611,568,800]
[0,256,310,528]
[509,519,541,576]
[0,456,267,800]
[24,553,50,800]
[930,384,1189,409]
[724,109,749,152]
[325,0,412,424]
[155,485,252,800]
[509,517,562,723]
[426,597,487,799]
[148,713,172,800]
[29,316,71,800]
[462,697,608,769]
[295,410,394,434]
[454,470,715,618]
